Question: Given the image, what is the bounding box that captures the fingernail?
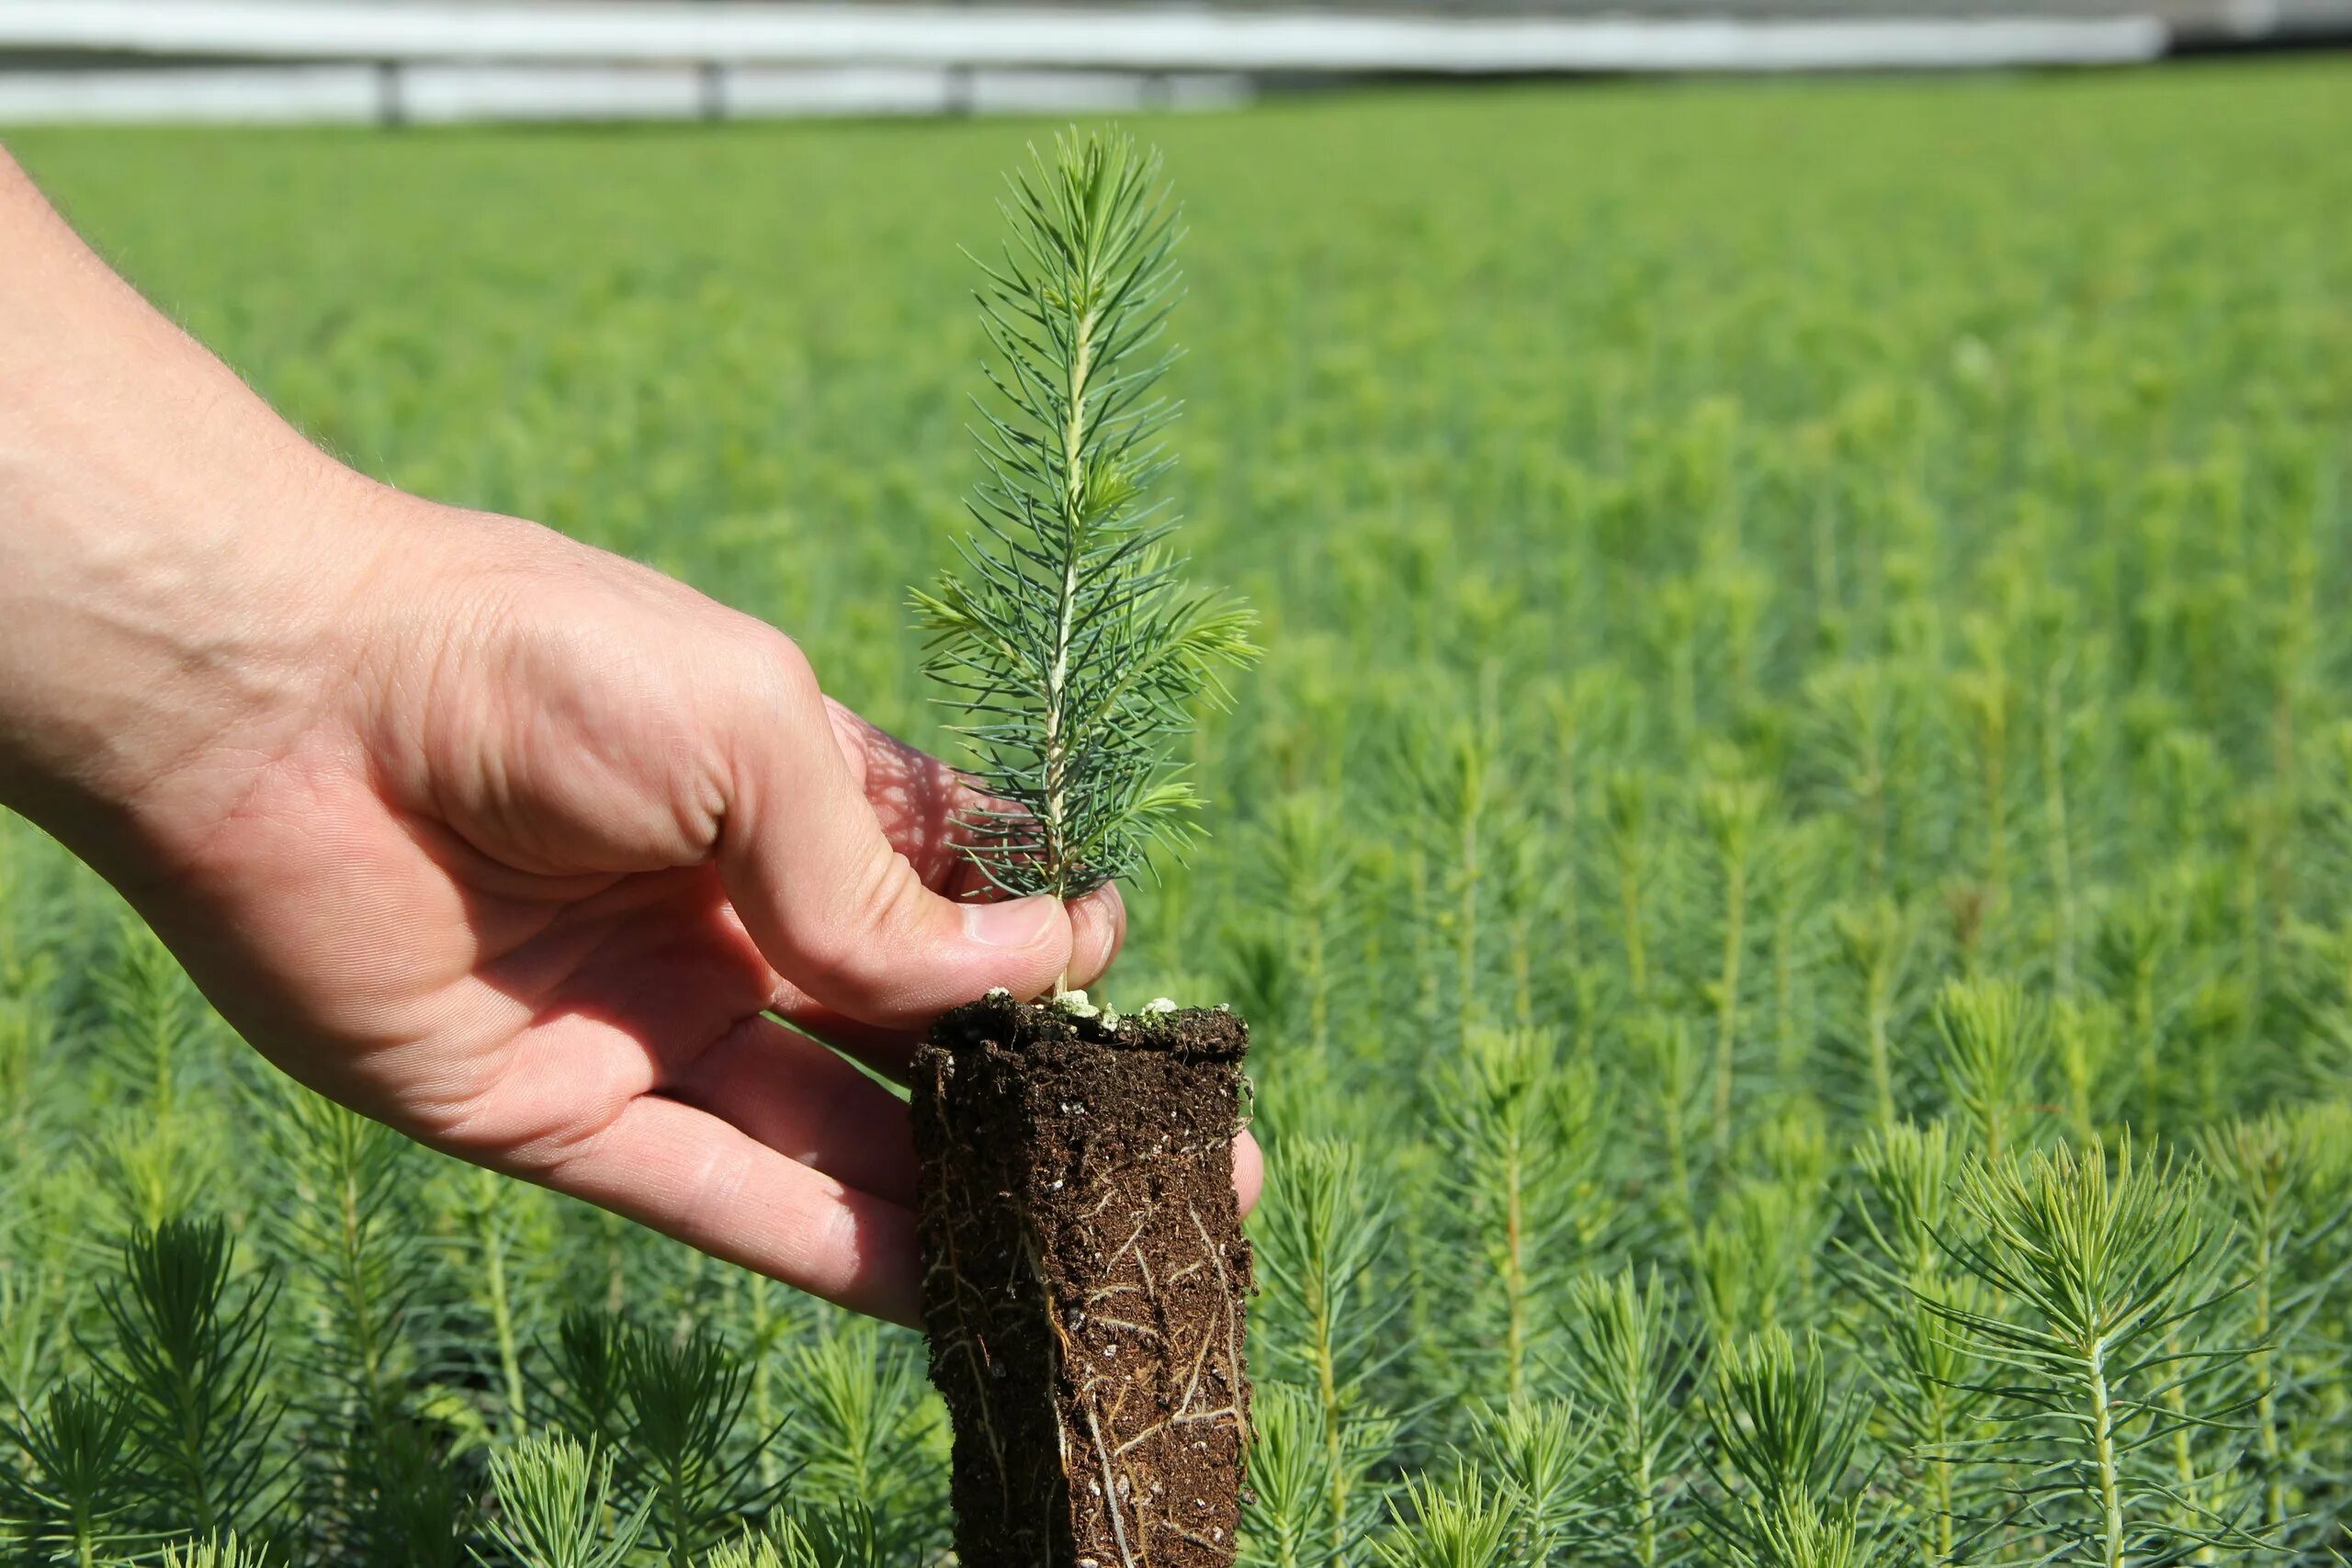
[963,897,1060,950]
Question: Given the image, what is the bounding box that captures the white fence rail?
[0,62,1252,123]
[0,0,2183,124]
[0,1,2172,72]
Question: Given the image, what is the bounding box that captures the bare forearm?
[0,150,390,879]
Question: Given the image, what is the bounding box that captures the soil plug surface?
[914,994,1251,1567]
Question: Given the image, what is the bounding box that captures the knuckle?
[726,618,822,710]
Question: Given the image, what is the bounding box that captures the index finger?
[821,697,1126,976]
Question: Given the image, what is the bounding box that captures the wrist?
[0,151,422,880]
[0,459,392,879]
[0,400,400,886]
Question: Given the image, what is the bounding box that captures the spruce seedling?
[910,130,1259,1568]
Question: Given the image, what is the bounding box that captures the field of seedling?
[6,56,2352,1567]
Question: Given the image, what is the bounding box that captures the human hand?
[0,154,1261,1325]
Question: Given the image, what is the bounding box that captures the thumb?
[711,634,1073,1027]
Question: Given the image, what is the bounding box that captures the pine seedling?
[157,1533,268,1568]
[1387,716,1519,1038]
[1829,899,1916,1136]
[1465,1397,1595,1564]
[909,131,1261,1568]
[1370,1469,1514,1568]
[85,1111,219,1241]
[1921,1138,2269,1564]
[1239,1384,1331,1568]
[1714,1495,1892,1568]
[1703,1330,1884,1568]
[461,1166,550,1445]
[707,1505,881,1568]
[541,1313,780,1566]
[471,1435,646,1568]
[616,1324,776,1568]
[93,917,198,1121]
[1546,665,1635,1021]
[1700,777,1773,1160]
[1838,1123,1993,1566]
[0,1379,140,1568]
[1557,1269,1700,1568]
[1710,1329,1850,1509]
[1252,1137,1408,1561]
[541,1311,628,1460]
[1432,1028,1604,1401]
[2037,649,2090,1000]
[2093,897,2182,1141]
[1766,821,1832,1096]
[2053,998,2125,1150]
[1932,978,2049,1163]
[731,1272,808,1499]
[1698,1178,1823,1342]
[1505,836,1558,1041]
[1649,576,1702,756]
[910,130,1257,911]
[1604,773,1658,1004]
[1950,627,2018,944]
[81,924,220,1240]
[0,990,40,1156]
[1634,1014,1705,1248]
[1741,1104,1839,1327]
[0,1253,72,1428]
[251,1077,441,1565]
[2197,1111,2352,1543]
[778,1318,943,1557]
[254,1079,426,1434]
[85,1219,284,1544]
[1247,792,1357,1066]
[340,1417,469,1568]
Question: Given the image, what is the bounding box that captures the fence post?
[374,58,404,127]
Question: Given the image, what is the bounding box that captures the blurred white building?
[0,0,2341,124]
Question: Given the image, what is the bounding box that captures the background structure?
[0,0,2344,123]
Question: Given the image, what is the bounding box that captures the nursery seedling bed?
[913,992,1251,1568]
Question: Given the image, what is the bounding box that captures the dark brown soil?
[912,991,1252,1568]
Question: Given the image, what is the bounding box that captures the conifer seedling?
[909,130,1259,1568]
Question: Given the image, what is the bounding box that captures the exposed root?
[915,996,1249,1567]
[1085,1401,1145,1568]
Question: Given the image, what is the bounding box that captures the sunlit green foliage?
[3,57,2350,1565]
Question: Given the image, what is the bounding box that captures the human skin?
[0,150,1261,1325]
